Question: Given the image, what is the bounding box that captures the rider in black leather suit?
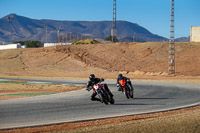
[86,74,113,101]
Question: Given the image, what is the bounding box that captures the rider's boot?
[91,93,96,101]
[91,97,95,101]
[118,87,122,91]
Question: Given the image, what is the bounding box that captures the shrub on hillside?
[72,39,99,45]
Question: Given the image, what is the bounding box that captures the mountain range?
[0,14,188,43]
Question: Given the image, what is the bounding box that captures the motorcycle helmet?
[118,73,123,79]
[89,74,95,81]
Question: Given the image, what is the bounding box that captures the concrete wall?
[44,43,71,47]
[0,43,22,50]
[191,26,200,42]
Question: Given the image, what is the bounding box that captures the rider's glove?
[100,78,104,82]
[117,84,120,87]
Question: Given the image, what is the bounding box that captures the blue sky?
[0,0,199,38]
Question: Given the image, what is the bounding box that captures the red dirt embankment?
[0,42,200,79]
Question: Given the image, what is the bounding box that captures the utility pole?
[169,0,175,74]
[66,33,69,42]
[8,15,14,42]
[70,32,72,43]
[44,24,48,43]
[133,32,135,42]
[111,0,117,42]
[56,28,60,43]
[77,34,79,41]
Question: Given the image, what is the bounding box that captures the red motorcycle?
[93,82,115,105]
[118,78,134,99]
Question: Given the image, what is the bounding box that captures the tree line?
[13,41,43,48]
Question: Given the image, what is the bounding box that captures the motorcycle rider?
[86,74,113,101]
[116,73,134,92]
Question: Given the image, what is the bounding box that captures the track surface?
[0,79,200,130]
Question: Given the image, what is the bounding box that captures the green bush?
[13,41,43,48]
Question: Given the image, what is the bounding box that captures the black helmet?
[118,73,123,79]
[89,74,95,81]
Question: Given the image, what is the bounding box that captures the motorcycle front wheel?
[101,93,108,105]
[109,97,115,104]
[125,88,130,99]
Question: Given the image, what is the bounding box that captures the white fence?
[44,43,72,47]
[0,43,22,50]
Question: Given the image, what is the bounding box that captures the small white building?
[191,26,200,42]
[0,43,22,50]
[44,43,71,47]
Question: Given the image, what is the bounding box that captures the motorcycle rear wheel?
[130,91,134,98]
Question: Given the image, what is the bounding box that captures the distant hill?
[175,37,190,42]
[0,14,176,43]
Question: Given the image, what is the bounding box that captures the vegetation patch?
[5,92,56,96]
[13,40,43,48]
[72,39,99,45]
[0,81,28,84]
[0,82,84,100]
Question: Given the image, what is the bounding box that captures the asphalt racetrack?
[0,79,200,130]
